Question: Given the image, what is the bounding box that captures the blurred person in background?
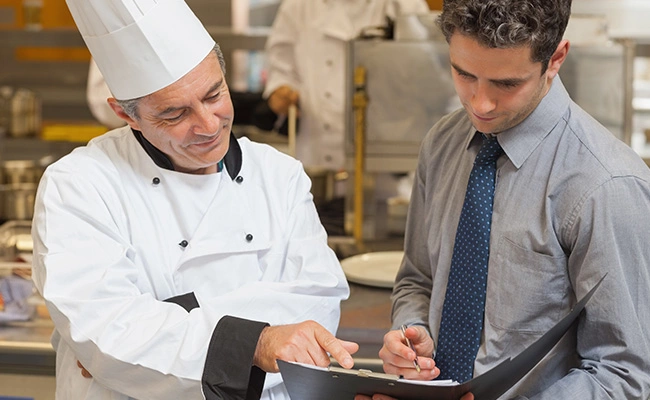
[263,0,430,171]
[263,0,431,238]
[86,59,126,129]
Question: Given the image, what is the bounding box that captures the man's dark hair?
[437,0,572,73]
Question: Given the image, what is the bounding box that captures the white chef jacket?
[263,0,429,170]
[31,126,349,400]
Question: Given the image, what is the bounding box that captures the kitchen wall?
[0,1,253,123]
[0,0,646,144]
[573,0,650,39]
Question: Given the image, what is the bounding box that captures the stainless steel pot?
[9,88,41,138]
[0,183,37,220]
[0,159,46,221]
[0,159,43,185]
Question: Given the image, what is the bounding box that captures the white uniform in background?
[32,127,348,399]
[86,59,125,129]
[264,0,430,170]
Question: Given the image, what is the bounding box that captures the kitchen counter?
[0,317,55,376]
[0,281,393,376]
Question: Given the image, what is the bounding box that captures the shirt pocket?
[486,236,569,333]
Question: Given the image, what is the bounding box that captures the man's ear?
[546,39,570,79]
[107,98,141,131]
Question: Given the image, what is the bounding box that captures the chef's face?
[448,33,567,134]
[113,52,234,174]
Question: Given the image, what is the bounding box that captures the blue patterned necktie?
[434,134,503,383]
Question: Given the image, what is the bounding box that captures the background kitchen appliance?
[0,159,49,223]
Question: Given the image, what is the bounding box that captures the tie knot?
[475,135,503,165]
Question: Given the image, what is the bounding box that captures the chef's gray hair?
[116,43,227,120]
[437,0,571,74]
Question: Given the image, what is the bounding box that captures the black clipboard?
[279,275,606,400]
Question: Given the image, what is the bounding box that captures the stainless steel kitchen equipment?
[342,24,455,241]
[0,87,13,138]
[0,160,42,185]
[9,88,41,138]
[0,184,37,221]
[0,220,32,262]
[344,37,455,174]
[0,160,45,222]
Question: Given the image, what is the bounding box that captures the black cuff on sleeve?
[202,315,269,400]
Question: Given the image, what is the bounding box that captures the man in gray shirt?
[358,0,650,399]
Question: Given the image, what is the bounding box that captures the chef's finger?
[340,339,360,355]
[315,328,355,368]
[77,360,93,378]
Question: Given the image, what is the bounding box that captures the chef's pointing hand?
[253,320,359,373]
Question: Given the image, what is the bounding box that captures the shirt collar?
[494,77,571,169]
[132,129,243,180]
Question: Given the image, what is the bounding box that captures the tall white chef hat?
[66,0,216,100]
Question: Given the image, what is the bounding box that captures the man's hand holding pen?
[378,325,439,380]
[400,325,421,373]
[353,326,443,400]
[354,326,474,400]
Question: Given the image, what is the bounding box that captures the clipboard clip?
[328,366,400,381]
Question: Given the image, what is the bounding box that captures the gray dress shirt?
[392,78,650,399]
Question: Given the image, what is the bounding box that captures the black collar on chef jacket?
[132,129,243,181]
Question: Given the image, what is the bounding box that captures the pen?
[400,324,421,373]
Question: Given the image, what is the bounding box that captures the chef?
[31,1,358,399]
[264,0,430,170]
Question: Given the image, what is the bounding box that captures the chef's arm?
[74,303,358,400]
[525,177,650,399]
[72,314,269,399]
[202,316,268,400]
[75,290,203,378]
[161,294,269,399]
[75,314,359,398]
